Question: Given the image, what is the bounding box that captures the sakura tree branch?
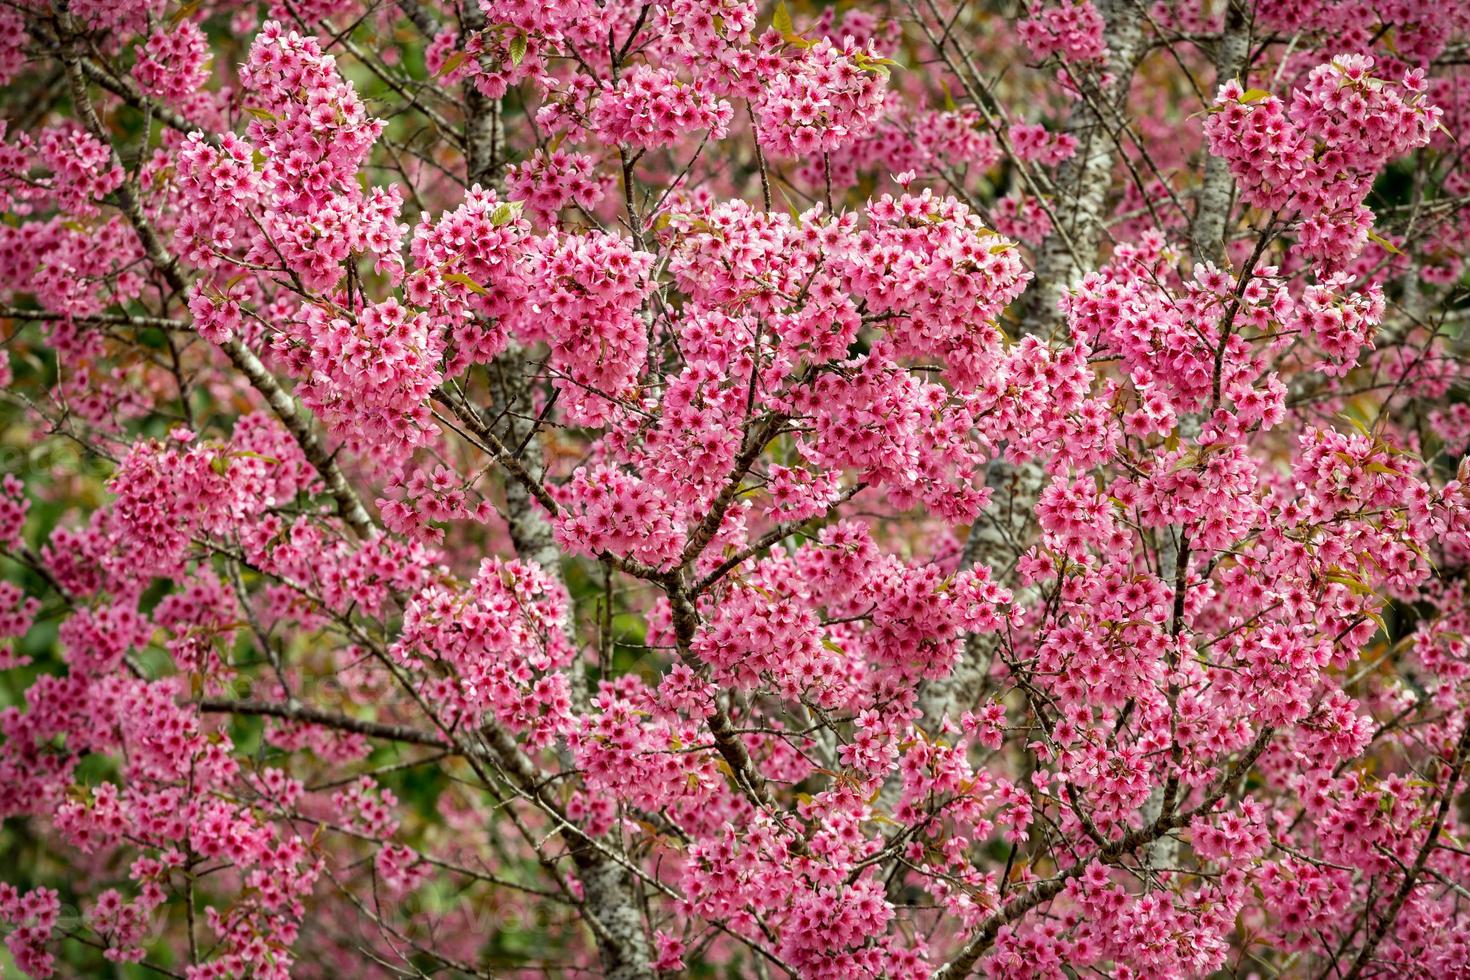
[692,481,867,595]
[1189,0,1251,264]
[1017,0,1146,334]
[196,697,450,749]
[934,726,1276,979]
[1339,717,1470,980]
[219,336,377,538]
[0,306,189,332]
[431,391,563,519]
[678,413,787,567]
[28,18,201,135]
[58,37,377,540]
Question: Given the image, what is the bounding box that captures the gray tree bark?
[922,0,1146,726]
[457,15,652,972]
[1144,0,1251,874]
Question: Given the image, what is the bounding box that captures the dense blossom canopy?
[1,0,1470,977]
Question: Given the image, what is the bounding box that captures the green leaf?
[1336,411,1371,436]
[1366,229,1402,255]
[443,272,488,294]
[435,50,468,79]
[773,183,803,227]
[1323,570,1374,596]
[171,0,202,24]
[491,201,523,226]
[1238,88,1273,104]
[231,450,282,465]
[508,32,528,67]
[772,0,794,36]
[243,106,279,122]
[853,53,892,76]
[1362,608,1389,636]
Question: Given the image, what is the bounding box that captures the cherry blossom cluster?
[425,26,547,100]
[1206,57,1442,267]
[111,420,317,571]
[754,36,891,157]
[0,884,58,977]
[173,25,405,295]
[0,123,122,219]
[273,298,443,467]
[394,557,577,742]
[132,21,212,106]
[1,1,1469,978]
[590,65,733,148]
[1016,0,1108,65]
[505,148,610,225]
